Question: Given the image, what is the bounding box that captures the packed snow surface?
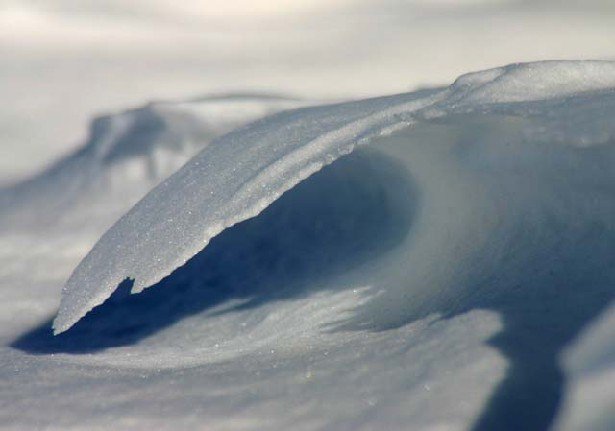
[2,61,615,431]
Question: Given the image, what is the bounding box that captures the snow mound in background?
[53,60,615,334]
[0,94,305,233]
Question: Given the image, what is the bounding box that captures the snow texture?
[54,61,615,334]
[2,60,615,431]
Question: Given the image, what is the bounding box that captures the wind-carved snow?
[53,61,615,335]
[3,60,612,430]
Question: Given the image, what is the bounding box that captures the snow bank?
[3,60,614,431]
[53,61,615,334]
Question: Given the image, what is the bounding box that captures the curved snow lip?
[53,60,615,334]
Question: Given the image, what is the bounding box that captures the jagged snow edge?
[51,95,444,334]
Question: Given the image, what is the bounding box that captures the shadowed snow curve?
[53,60,615,336]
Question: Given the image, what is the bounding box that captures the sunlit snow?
[0,60,611,430]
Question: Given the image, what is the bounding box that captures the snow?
[0,94,306,235]
[4,0,615,183]
[448,61,615,104]
[53,60,615,334]
[1,60,615,430]
[556,303,615,431]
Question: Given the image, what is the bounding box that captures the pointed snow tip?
[52,276,137,336]
[52,295,87,336]
[52,314,75,336]
[51,291,97,336]
[52,294,104,336]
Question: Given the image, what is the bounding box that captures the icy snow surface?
[2,61,615,430]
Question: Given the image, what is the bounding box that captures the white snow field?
[1,61,615,431]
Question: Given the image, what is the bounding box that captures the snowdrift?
[54,61,615,335]
[5,61,615,431]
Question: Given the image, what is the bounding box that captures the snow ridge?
[53,60,615,335]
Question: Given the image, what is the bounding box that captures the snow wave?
[0,94,305,233]
[8,60,615,431]
[53,60,615,335]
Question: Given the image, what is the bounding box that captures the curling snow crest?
[53,61,615,334]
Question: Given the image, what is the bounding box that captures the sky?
[2,0,615,182]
